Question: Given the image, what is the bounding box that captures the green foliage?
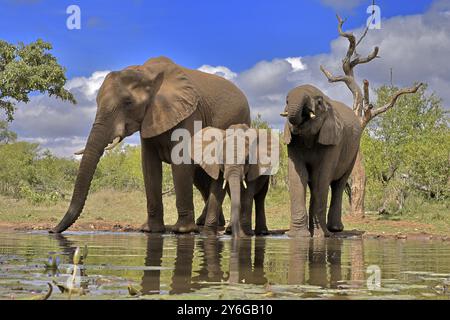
[362,84,450,213]
[93,144,174,192]
[0,39,76,121]
[251,113,270,129]
[0,120,17,143]
[0,141,77,203]
[251,113,288,188]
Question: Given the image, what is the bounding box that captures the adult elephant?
[281,84,361,238]
[50,56,250,234]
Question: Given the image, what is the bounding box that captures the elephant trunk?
[287,94,312,126]
[50,124,110,233]
[228,173,242,238]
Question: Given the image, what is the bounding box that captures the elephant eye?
[123,98,133,107]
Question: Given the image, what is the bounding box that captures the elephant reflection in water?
[140,235,196,295]
[287,238,344,288]
[141,234,165,295]
[191,237,226,285]
[228,238,267,285]
[140,236,268,294]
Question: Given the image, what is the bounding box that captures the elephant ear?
[318,104,343,146]
[141,58,200,138]
[190,127,224,180]
[247,129,277,181]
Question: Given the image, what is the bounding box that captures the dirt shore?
[1,220,448,241]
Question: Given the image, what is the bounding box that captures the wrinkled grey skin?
[50,57,250,234]
[282,85,361,238]
[193,124,272,237]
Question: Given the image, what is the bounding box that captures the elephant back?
[181,67,251,128]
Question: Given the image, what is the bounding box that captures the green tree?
[0,39,75,121]
[0,120,17,143]
[362,84,450,212]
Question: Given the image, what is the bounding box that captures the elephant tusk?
[104,136,121,151]
[74,148,85,155]
[280,112,288,117]
[222,180,227,190]
[309,112,316,119]
[242,180,247,189]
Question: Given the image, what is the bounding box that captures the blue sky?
[1,0,433,76]
[1,0,448,156]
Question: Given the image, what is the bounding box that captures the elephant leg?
[287,149,310,237]
[202,180,226,236]
[309,178,332,238]
[240,190,254,236]
[194,170,226,227]
[327,173,350,232]
[254,179,269,236]
[193,170,210,226]
[171,163,198,233]
[141,140,165,233]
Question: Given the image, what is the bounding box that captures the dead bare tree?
[320,15,423,218]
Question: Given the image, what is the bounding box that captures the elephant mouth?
[74,136,123,156]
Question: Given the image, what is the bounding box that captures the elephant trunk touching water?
[52,124,113,233]
[228,170,242,237]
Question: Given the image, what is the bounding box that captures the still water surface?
[0,232,449,299]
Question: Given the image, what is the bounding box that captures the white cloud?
[9,70,110,157]
[285,57,307,72]
[66,71,110,101]
[197,65,237,80]
[8,0,450,157]
[201,2,450,129]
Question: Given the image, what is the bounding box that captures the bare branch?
[356,24,370,48]
[336,14,356,72]
[351,46,379,67]
[363,79,370,108]
[336,14,356,46]
[371,83,423,118]
[320,65,351,84]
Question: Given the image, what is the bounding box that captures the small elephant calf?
[192,124,277,237]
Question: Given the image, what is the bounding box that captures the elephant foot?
[201,226,218,237]
[198,212,225,227]
[140,219,165,233]
[287,228,311,238]
[327,221,344,232]
[311,227,333,238]
[255,227,270,236]
[172,215,199,234]
[196,214,206,226]
[224,224,254,237]
[218,212,226,227]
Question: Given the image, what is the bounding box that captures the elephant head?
[51,57,200,233]
[281,85,343,146]
[191,124,274,235]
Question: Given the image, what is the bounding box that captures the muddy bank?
[1,221,448,241]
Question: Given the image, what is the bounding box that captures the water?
[0,231,449,300]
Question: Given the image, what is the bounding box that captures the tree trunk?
[350,149,366,218]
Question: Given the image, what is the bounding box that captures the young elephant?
[281,85,361,238]
[191,124,276,237]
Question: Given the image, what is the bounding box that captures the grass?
[0,187,448,236]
